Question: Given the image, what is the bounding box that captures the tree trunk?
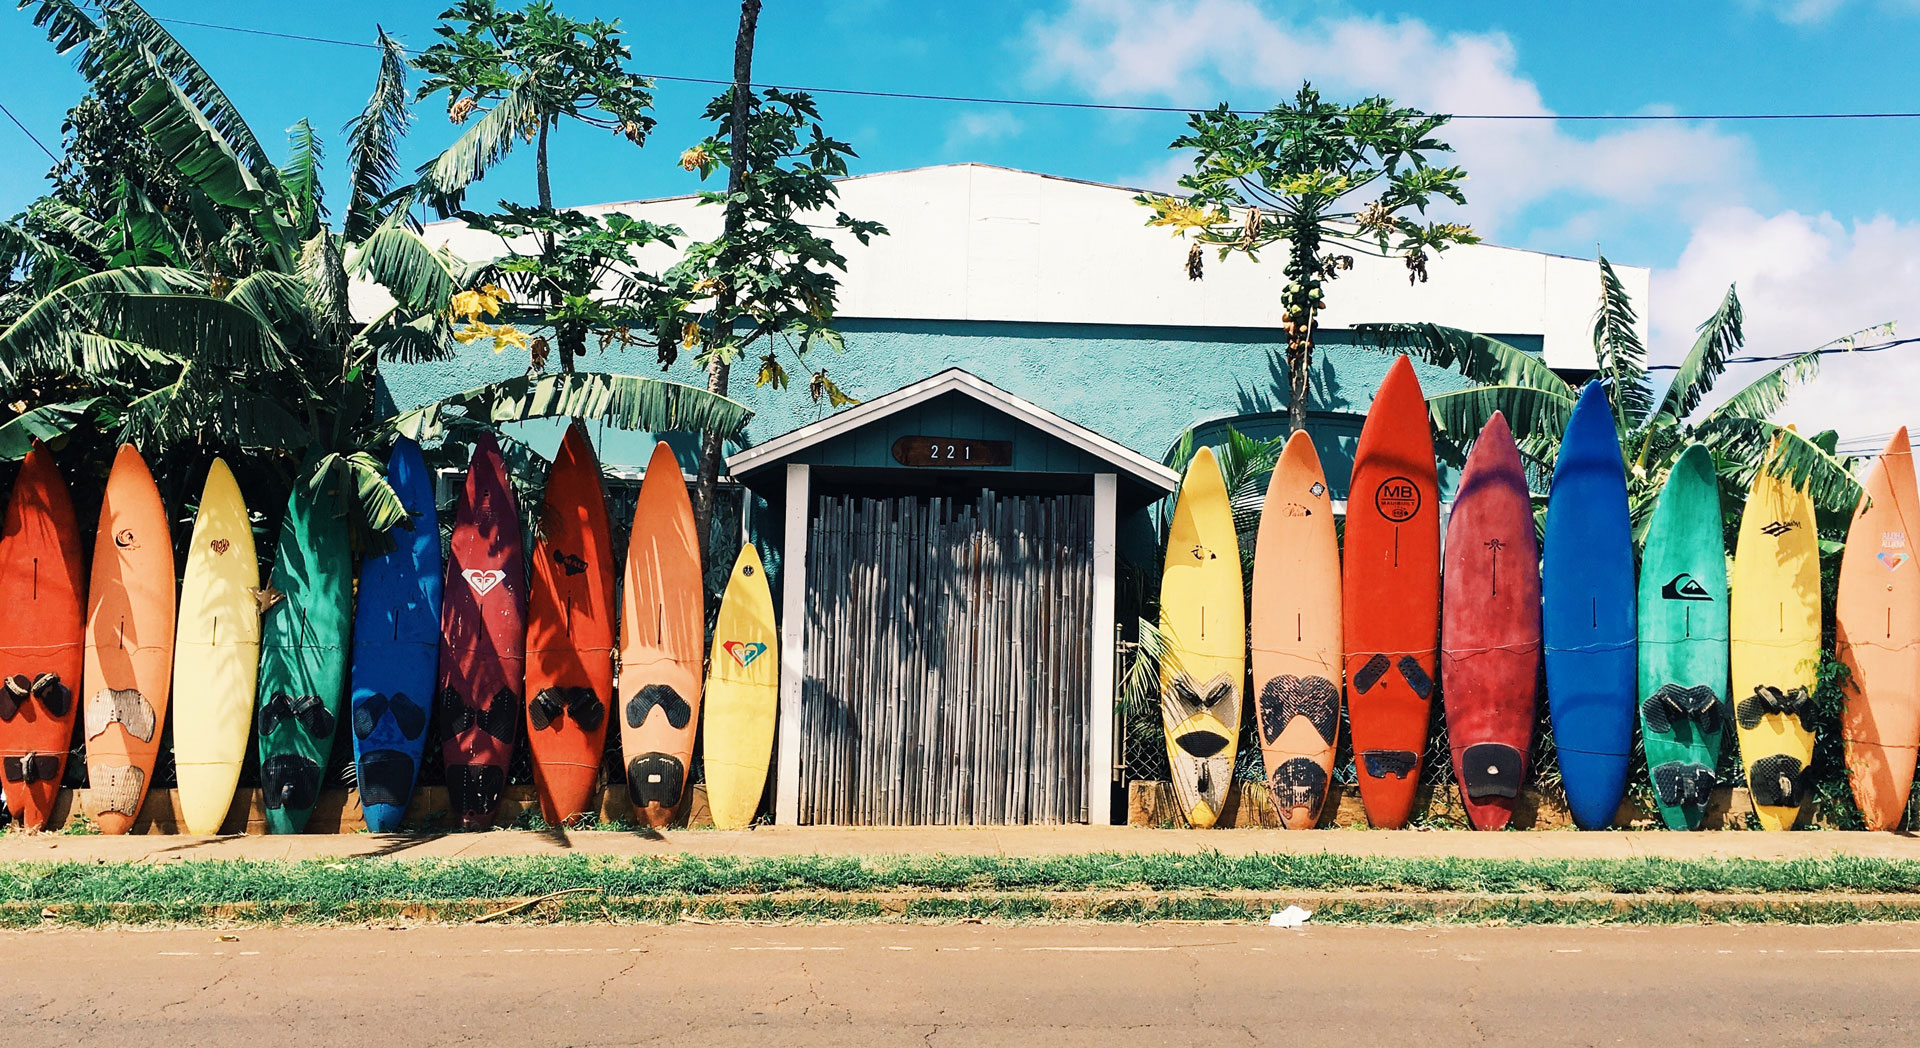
[691,0,762,546]
[536,119,574,374]
[1288,335,1312,435]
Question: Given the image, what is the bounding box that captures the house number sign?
[890,436,1014,467]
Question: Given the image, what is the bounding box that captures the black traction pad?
[1396,656,1434,699]
[627,684,693,730]
[31,673,70,717]
[530,687,606,732]
[1737,684,1815,732]
[1269,757,1329,813]
[355,692,427,741]
[1748,753,1807,809]
[357,749,416,808]
[627,752,686,809]
[1171,673,1237,712]
[261,691,337,739]
[0,683,16,721]
[2,753,58,783]
[1652,761,1716,808]
[1362,749,1418,780]
[1175,729,1230,759]
[447,763,506,823]
[1460,742,1523,800]
[261,753,322,812]
[1642,683,1724,735]
[1352,654,1393,694]
[441,686,520,743]
[1257,675,1339,746]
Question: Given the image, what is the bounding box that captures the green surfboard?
[1636,443,1730,829]
[256,465,354,834]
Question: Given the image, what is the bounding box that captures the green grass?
[5,851,1920,911]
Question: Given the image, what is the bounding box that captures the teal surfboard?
[256,465,354,834]
[1636,443,1729,829]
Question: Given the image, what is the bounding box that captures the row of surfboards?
[1164,355,1918,832]
[0,428,782,835]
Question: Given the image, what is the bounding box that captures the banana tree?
[1359,256,1866,542]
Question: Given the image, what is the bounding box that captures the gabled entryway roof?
[725,368,1181,503]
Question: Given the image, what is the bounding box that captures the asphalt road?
[5,921,1914,1045]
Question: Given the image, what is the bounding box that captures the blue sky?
[4,1,1919,436]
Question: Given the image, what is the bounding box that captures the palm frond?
[1699,349,1821,428]
[389,371,753,442]
[348,221,460,313]
[1356,322,1572,396]
[126,64,269,210]
[90,289,292,371]
[282,119,326,235]
[308,450,408,532]
[1426,385,1577,469]
[298,232,350,331]
[350,307,455,364]
[18,0,99,55]
[94,1,273,174]
[1649,283,1742,427]
[413,76,541,216]
[0,265,204,378]
[1698,417,1862,516]
[343,28,413,241]
[1119,618,1187,719]
[0,399,102,459]
[1215,426,1283,533]
[1593,256,1654,431]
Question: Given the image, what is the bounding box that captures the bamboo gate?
[798,489,1094,824]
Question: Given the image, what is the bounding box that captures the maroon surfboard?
[1441,412,1541,830]
[438,433,527,830]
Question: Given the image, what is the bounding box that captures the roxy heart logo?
[1880,551,1910,571]
[463,568,507,596]
[724,640,767,668]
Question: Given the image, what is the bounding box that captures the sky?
[3,0,1918,445]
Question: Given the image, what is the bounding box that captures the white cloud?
[943,110,1025,152]
[1023,0,1755,238]
[1654,207,1920,437]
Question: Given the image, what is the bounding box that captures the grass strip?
[5,851,1920,908]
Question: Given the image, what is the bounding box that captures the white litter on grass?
[1267,905,1313,928]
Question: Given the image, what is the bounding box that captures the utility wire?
[0,101,59,164]
[1642,336,1920,372]
[137,13,1920,123]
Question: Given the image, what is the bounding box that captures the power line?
[137,14,1920,124]
[0,101,59,164]
[1643,336,1920,372]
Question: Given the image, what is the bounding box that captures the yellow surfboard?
[704,543,778,831]
[1159,446,1246,829]
[171,459,260,835]
[1730,438,1822,831]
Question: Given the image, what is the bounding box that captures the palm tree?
[5,1,748,536]
[1359,257,1865,539]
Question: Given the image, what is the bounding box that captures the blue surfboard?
[1543,380,1638,829]
[349,437,444,831]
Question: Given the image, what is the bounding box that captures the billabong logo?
[724,640,767,668]
[1661,573,1713,601]
[1880,551,1910,571]
[463,568,506,595]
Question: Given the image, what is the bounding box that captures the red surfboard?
[525,424,615,826]
[438,433,527,830]
[0,443,85,830]
[1342,355,1441,828]
[1441,412,1541,830]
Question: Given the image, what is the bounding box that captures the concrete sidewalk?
[4,824,1920,864]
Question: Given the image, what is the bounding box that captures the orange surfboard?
[1342,356,1441,828]
[1251,432,1342,829]
[617,441,704,828]
[1839,427,1920,829]
[0,442,85,830]
[82,445,176,834]
[525,424,617,826]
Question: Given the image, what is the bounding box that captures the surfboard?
[525,424,616,826]
[704,543,777,831]
[172,458,260,835]
[1251,432,1339,829]
[1441,412,1541,831]
[439,433,527,830]
[618,441,704,828]
[1637,443,1729,831]
[0,442,84,830]
[1160,446,1246,829]
[1543,380,1637,831]
[83,444,176,835]
[1343,355,1441,829]
[1730,432,1822,831]
[1838,428,1920,830]
[348,438,442,833]
[256,463,353,835]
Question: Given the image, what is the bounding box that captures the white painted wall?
[362,163,1647,371]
